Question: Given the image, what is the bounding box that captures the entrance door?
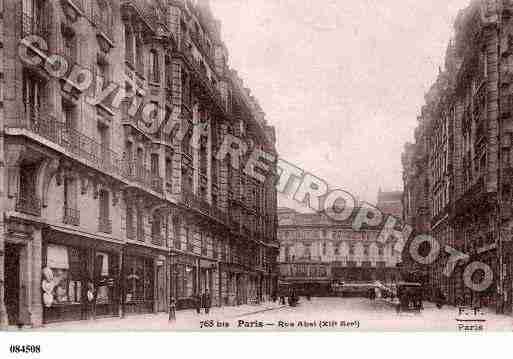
[5,244,20,325]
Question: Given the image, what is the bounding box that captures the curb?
[232,305,288,318]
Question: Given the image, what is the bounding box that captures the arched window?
[149,49,160,83]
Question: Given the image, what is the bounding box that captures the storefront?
[122,245,168,315]
[123,255,155,314]
[42,230,122,324]
[171,253,197,310]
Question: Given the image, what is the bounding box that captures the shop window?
[125,256,154,306]
[44,245,85,306]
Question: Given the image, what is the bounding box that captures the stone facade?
[0,0,279,328]
[277,203,402,296]
[402,0,513,311]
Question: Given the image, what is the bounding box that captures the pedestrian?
[202,290,212,315]
[194,293,202,314]
[169,297,176,322]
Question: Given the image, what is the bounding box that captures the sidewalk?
[28,302,286,331]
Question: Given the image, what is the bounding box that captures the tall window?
[363,244,369,256]
[23,73,43,123]
[165,55,172,89]
[151,153,159,176]
[98,123,110,163]
[62,100,75,129]
[136,208,144,241]
[165,156,173,188]
[125,24,134,65]
[22,0,46,37]
[136,37,144,74]
[98,189,110,233]
[126,206,134,238]
[99,190,109,219]
[149,49,160,83]
[63,32,77,63]
[151,214,161,244]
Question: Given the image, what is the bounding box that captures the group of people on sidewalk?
[194,290,212,315]
[168,290,212,322]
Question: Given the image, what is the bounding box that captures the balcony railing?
[14,109,165,195]
[98,217,112,234]
[15,193,42,217]
[178,189,227,224]
[179,42,225,113]
[63,207,80,226]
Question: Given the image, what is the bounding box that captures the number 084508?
[9,345,41,354]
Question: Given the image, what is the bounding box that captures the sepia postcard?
[1,1,513,351]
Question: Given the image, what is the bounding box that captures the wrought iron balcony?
[98,217,112,234]
[178,189,227,224]
[63,207,80,226]
[15,193,42,217]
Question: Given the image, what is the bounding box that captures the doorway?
[5,243,21,325]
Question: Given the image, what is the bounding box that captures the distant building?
[377,190,404,220]
[277,197,402,296]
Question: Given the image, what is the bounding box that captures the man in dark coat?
[202,290,212,315]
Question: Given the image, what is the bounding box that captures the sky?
[210,0,470,210]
